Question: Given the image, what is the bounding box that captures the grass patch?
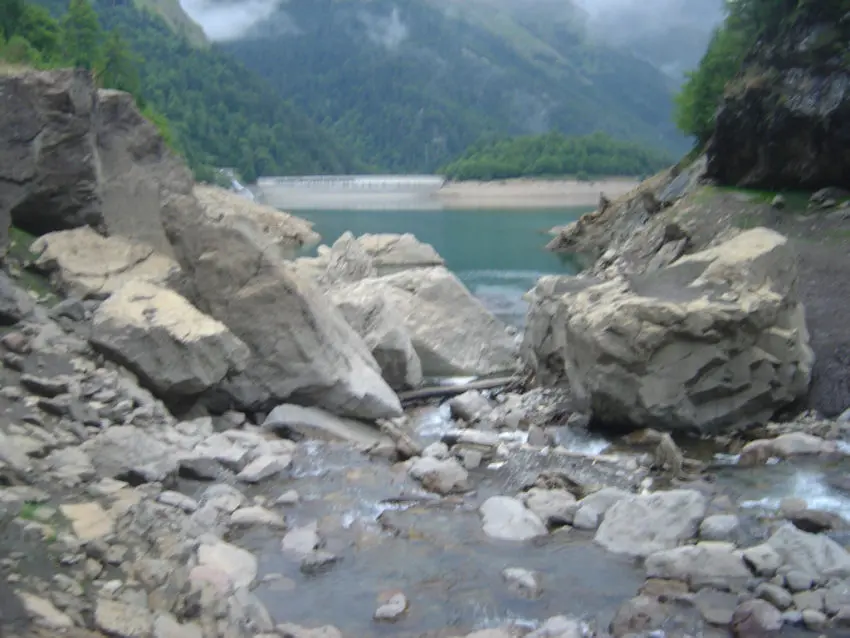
[715,186,812,212]
[6,226,58,304]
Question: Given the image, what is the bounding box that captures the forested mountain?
[27,0,362,180]
[210,0,688,173]
[441,131,673,181]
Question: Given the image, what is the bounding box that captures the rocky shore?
[3,66,850,638]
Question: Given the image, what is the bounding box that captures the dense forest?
[14,0,361,181]
[673,0,847,145]
[440,131,673,181]
[220,0,686,173]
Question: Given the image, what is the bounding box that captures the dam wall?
[255,175,447,210]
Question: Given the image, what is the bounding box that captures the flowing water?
[253,203,850,636]
[294,207,587,326]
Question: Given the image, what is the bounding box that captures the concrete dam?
[255,175,447,210]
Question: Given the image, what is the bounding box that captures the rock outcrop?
[705,4,850,190]
[31,227,180,299]
[90,280,250,398]
[0,69,101,251]
[193,184,320,256]
[333,267,517,377]
[161,197,402,419]
[524,228,813,433]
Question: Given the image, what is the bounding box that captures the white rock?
[480,496,547,541]
[767,522,850,579]
[237,454,291,483]
[407,456,469,494]
[197,540,258,590]
[282,522,321,557]
[373,592,408,621]
[94,598,154,638]
[595,490,707,557]
[231,506,286,528]
[157,491,199,513]
[18,592,74,629]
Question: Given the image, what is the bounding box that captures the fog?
[179,0,283,41]
[179,0,725,76]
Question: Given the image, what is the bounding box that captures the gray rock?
[526,615,582,638]
[160,191,402,419]
[230,506,285,528]
[94,598,154,638]
[524,228,813,433]
[521,488,576,527]
[81,425,178,484]
[449,391,494,422]
[153,613,203,638]
[700,514,740,541]
[90,280,250,398]
[373,592,408,621]
[479,496,547,541]
[572,487,630,530]
[282,522,321,557]
[331,267,517,377]
[236,454,291,484]
[0,69,101,250]
[595,489,707,557]
[792,588,824,612]
[263,404,382,446]
[823,578,850,615]
[754,582,793,610]
[407,456,469,494]
[157,491,198,513]
[502,567,541,598]
[645,542,752,591]
[801,608,827,630]
[31,227,180,299]
[742,544,783,577]
[730,599,782,638]
[327,282,422,390]
[177,457,220,481]
[784,570,815,592]
[197,540,257,590]
[767,522,850,579]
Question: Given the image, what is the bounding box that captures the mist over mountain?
[573,0,725,80]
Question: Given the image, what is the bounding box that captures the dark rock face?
[706,12,850,190]
[0,69,102,244]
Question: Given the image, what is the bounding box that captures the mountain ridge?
[209,0,689,172]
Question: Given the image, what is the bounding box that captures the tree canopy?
[440,131,673,181]
[10,0,362,181]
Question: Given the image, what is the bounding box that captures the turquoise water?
[296,207,589,325]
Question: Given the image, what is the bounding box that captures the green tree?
[19,3,60,58]
[96,30,139,95]
[0,0,25,40]
[61,0,101,69]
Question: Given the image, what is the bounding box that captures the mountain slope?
[34,0,362,179]
[214,0,687,173]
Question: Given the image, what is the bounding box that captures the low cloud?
[179,0,284,41]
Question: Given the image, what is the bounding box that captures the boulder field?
[4,67,850,638]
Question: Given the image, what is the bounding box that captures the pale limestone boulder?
[161,195,402,419]
[31,227,179,299]
[523,228,813,434]
[595,489,707,557]
[194,184,320,256]
[355,232,445,275]
[327,282,422,389]
[90,280,249,397]
[334,267,517,377]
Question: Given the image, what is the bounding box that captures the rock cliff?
[705,3,850,190]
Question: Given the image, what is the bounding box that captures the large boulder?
[355,233,445,275]
[31,227,179,299]
[193,184,320,256]
[333,267,517,377]
[160,196,402,419]
[0,69,101,254]
[594,490,707,557]
[94,89,190,258]
[705,5,850,190]
[523,228,813,434]
[327,283,422,389]
[90,280,250,398]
